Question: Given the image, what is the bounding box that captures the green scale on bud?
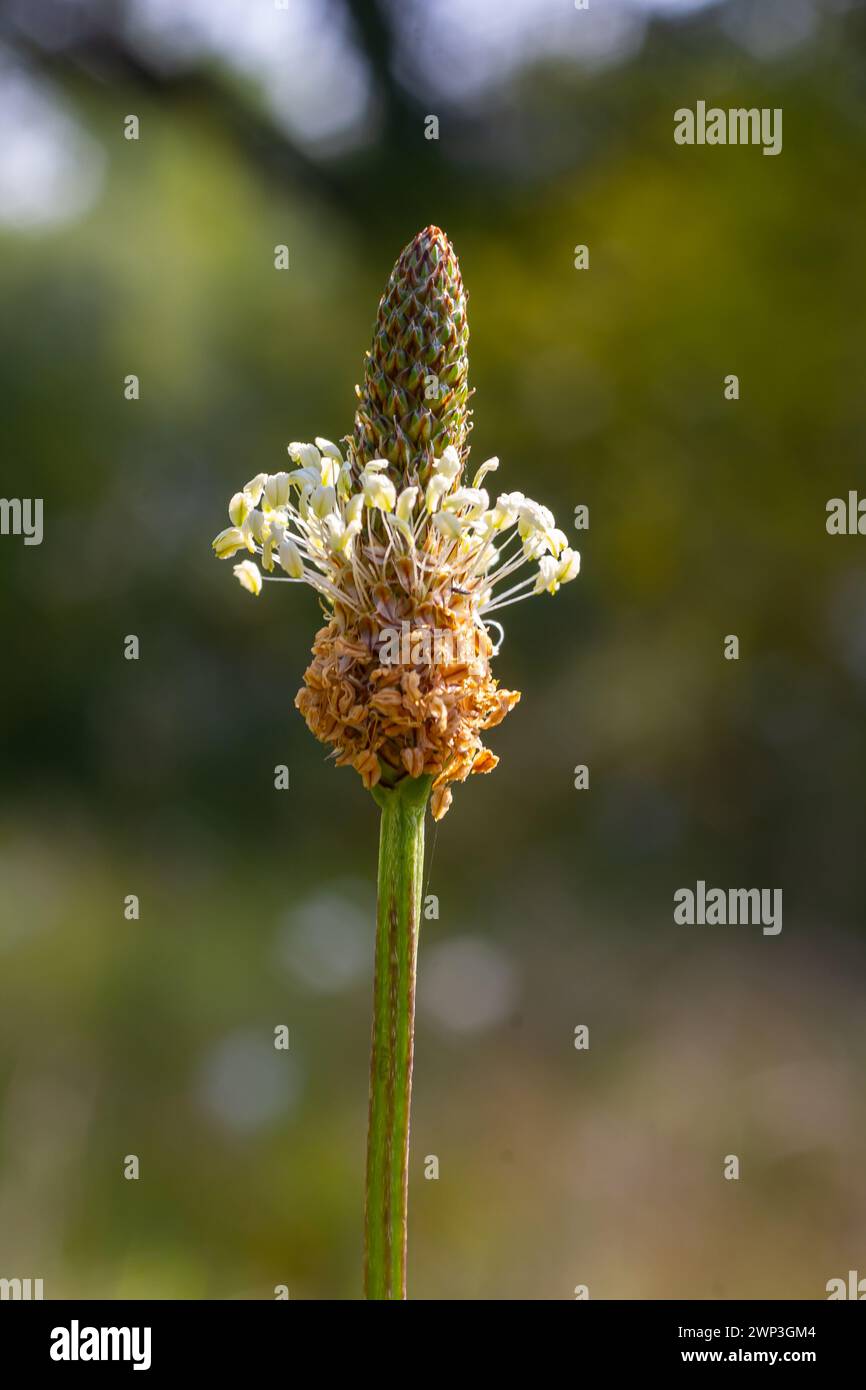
[352,225,472,485]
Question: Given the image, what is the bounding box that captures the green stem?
[364,774,432,1300]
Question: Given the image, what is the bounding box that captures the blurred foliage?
[0,0,865,1298]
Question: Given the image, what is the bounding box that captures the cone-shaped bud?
[352,226,471,485]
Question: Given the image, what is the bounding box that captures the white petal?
[233,559,262,595]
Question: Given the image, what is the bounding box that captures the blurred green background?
[1,0,865,1299]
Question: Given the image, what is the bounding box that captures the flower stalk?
[211,226,580,1297]
[364,774,432,1300]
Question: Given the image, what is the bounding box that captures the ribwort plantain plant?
[212,227,579,1298]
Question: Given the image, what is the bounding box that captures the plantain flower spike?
[212,227,579,819]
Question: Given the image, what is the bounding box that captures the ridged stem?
[364,774,432,1299]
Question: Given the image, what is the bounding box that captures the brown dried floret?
[294,592,520,818]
